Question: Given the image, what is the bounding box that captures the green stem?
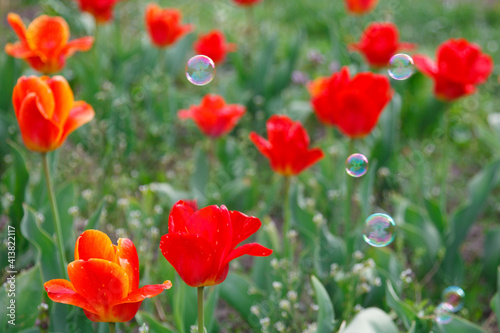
[342,139,355,236]
[282,176,292,260]
[440,109,450,214]
[197,287,205,333]
[41,153,68,278]
[109,322,116,333]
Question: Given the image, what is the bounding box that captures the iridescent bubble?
[363,213,396,247]
[442,286,465,312]
[388,53,414,80]
[185,55,215,86]
[346,153,368,177]
[435,302,453,324]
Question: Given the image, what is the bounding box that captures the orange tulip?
[76,0,120,23]
[5,13,94,74]
[344,0,379,15]
[45,230,172,322]
[145,3,193,48]
[12,75,95,152]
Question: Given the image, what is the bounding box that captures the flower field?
[1,0,500,332]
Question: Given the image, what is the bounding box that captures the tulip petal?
[229,211,262,248]
[7,13,27,43]
[413,55,437,78]
[83,303,141,323]
[249,132,271,158]
[160,233,216,287]
[121,280,172,303]
[25,15,69,61]
[58,101,95,146]
[116,238,140,292]
[292,148,325,174]
[5,42,36,58]
[168,200,195,233]
[13,76,55,119]
[74,230,117,263]
[223,243,272,267]
[178,108,194,120]
[44,279,97,314]
[62,36,94,57]
[46,76,74,126]
[399,42,416,50]
[471,54,493,84]
[68,259,129,311]
[17,93,62,152]
[185,205,231,245]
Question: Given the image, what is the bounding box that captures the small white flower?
[354,304,364,312]
[272,281,283,291]
[279,299,291,311]
[274,321,285,332]
[81,189,93,201]
[352,251,364,260]
[250,305,260,316]
[154,205,163,214]
[68,206,80,216]
[287,290,298,302]
[117,198,129,207]
[310,304,319,311]
[260,317,270,327]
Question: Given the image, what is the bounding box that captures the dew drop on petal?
[363,213,396,247]
[186,55,215,86]
[442,286,465,312]
[388,53,414,80]
[346,153,369,177]
[435,302,453,324]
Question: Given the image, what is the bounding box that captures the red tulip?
[344,0,379,15]
[12,75,95,152]
[75,0,120,23]
[249,115,324,175]
[160,201,272,287]
[414,38,493,101]
[4,13,94,73]
[233,0,262,6]
[193,30,237,64]
[178,94,245,138]
[44,230,172,322]
[309,67,392,138]
[145,3,193,48]
[349,22,415,67]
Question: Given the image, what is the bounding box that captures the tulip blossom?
[44,230,172,322]
[12,75,95,152]
[193,30,237,64]
[145,3,193,48]
[413,38,493,101]
[309,67,392,138]
[233,0,262,6]
[344,0,379,15]
[160,201,272,287]
[4,13,94,73]
[75,0,120,23]
[250,115,324,176]
[178,94,245,138]
[349,22,415,67]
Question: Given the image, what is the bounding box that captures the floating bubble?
[435,302,453,324]
[186,55,215,86]
[442,286,464,312]
[388,53,414,80]
[346,153,369,177]
[363,213,396,247]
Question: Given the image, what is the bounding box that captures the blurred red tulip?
[5,13,94,73]
[178,94,245,138]
[250,115,324,176]
[193,30,237,64]
[233,0,262,6]
[145,3,193,48]
[414,38,493,101]
[76,0,120,23]
[349,22,415,67]
[344,0,379,15]
[44,230,172,322]
[160,201,272,287]
[12,75,95,152]
[309,67,392,138]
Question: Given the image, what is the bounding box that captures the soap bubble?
[442,286,464,312]
[435,302,453,324]
[388,53,414,80]
[363,213,396,247]
[186,55,215,86]
[346,153,368,177]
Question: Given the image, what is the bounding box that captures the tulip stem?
[282,176,292,260]
[109,322,116,333]
[197,286,205,333]
[342,139,355,237]
[41,153,68,279]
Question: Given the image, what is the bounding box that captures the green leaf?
[289,183,316,249]
[314,225,346,278]
[386,280,416,329]
[189,147,209,206]
[491,266,500,327]
[310,275,335,333]
[443,159,500,283]
[424,197,446,234]
[20,204,62,280]
[149,183,190,204]
[135,311,176,333]
[343,307,398,333]
[434,316,487,333]
[84,200,106,231]
[53,183,76,255]
[0,265,44,332]
[204,286,220,333]
[172,278,197,333]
